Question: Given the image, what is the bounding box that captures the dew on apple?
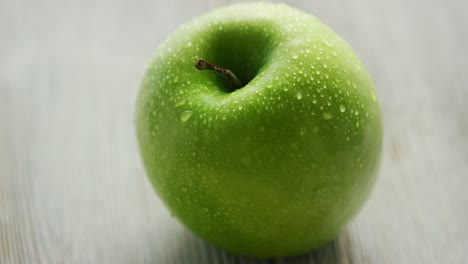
[323,112,333,120]
[292,54,298,60]
[339,104,346,112]
[324,41,333,48]
[175,99,186,107]
[180,110,193,122]
[296,92,303,100]
[371,90,377,101]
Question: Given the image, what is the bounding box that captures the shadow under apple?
[162,228,360,264]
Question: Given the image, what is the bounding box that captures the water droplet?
[324,40,334,47]
[296,92,303,100]
[180,111,193,122]
[356,121,360,128]
[267,84,273,88]
[355,110,359,116]
[339,104,346,112]
[371,90,377,101]
[312,98,317,104]
[292,54,298,60]
[300,127,307,135]
[187,42,192,47]
[323,112,333,120]
[175,99,186,107]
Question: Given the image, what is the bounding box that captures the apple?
[136,2,382,258]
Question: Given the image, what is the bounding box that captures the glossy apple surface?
[136,2,382,258]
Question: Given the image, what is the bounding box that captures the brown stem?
[195,59,243,88]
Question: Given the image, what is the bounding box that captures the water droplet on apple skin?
[339,104,346,112]
[175,99,186,107]
[180,111,193,122]
[296,92,303,100]
[323,112,333,120]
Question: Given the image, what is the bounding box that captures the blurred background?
[1,0,467,263]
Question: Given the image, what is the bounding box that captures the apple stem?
[195,59,243,89]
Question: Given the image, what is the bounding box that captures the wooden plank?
[0,0,467,263]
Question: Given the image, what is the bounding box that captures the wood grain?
[1,0,467,263]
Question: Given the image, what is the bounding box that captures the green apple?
[136,2,382,258]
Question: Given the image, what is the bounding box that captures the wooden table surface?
[1,0,467,263]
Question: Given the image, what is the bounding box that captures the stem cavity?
[195,59,243,89]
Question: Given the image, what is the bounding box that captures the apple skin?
[136,2,382,258]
